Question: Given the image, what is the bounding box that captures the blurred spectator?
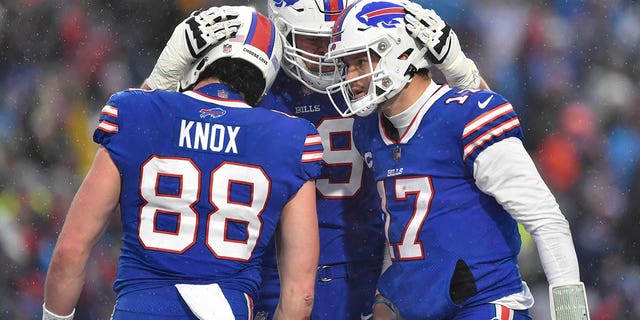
[1,0,638,319]
[535,101,600,195]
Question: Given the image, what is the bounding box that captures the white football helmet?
[268,0,349,92]
[326,0,430,117]
[179,6,282,99]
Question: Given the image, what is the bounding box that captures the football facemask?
[326,0,429,117]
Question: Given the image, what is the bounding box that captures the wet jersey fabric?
[260,74,385,267]
[93,83,322,312]
[255,73,385,319]
[111,285,253,319]
[352,83,526,319]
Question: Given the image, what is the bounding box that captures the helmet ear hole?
[405,65,417,77]
[399,49,418,77]
[196,59,208,72]
[377,40,390,53]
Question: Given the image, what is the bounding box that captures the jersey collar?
[193,83,246,103]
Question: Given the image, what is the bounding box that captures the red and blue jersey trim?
[461,103,521,161]
[302,134,323,162]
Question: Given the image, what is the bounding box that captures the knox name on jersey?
[177,119,241,154]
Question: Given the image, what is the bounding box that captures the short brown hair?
[197,57,266,106]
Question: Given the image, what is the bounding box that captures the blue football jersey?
[93,83,323,301]
[259,74,385,267]
[353,83,526,319]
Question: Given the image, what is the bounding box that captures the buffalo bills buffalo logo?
[273,0,299,7]
[356,1,404,28]
[200,108,226,119]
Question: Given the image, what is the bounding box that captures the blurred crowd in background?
[0,0,638,319]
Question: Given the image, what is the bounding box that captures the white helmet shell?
[326,0,430,117]
[180,6,282,98]
[268,0,350,92]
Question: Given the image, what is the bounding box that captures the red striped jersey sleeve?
[302,133,323,163]
[298,122,323,181]
[93,92,125,146]
[461,94,524,167]
[97,104,119,134]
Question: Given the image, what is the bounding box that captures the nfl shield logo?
[223,43,232,54]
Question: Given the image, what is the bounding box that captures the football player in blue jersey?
[256,1,495,319]
[253,1,386,319]
[257,3,489,319]
[139,1,489,319]
[42,6,323,320]
[325,0,590,319]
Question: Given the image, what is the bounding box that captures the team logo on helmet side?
[273,0,300,7]
[356,1,404,28]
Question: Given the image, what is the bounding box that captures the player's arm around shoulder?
[273,180,319,320]
[43,147,121,319]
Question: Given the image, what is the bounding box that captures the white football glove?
[549,283,590,320]
[145,6,242,91]
[404,2,481,89]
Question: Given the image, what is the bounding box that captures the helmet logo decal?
[356,1,404,28]
[273,0,300,7]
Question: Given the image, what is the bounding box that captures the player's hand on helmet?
[145,6,242,91]
[404,2,453,64]
[403,1,481,89]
